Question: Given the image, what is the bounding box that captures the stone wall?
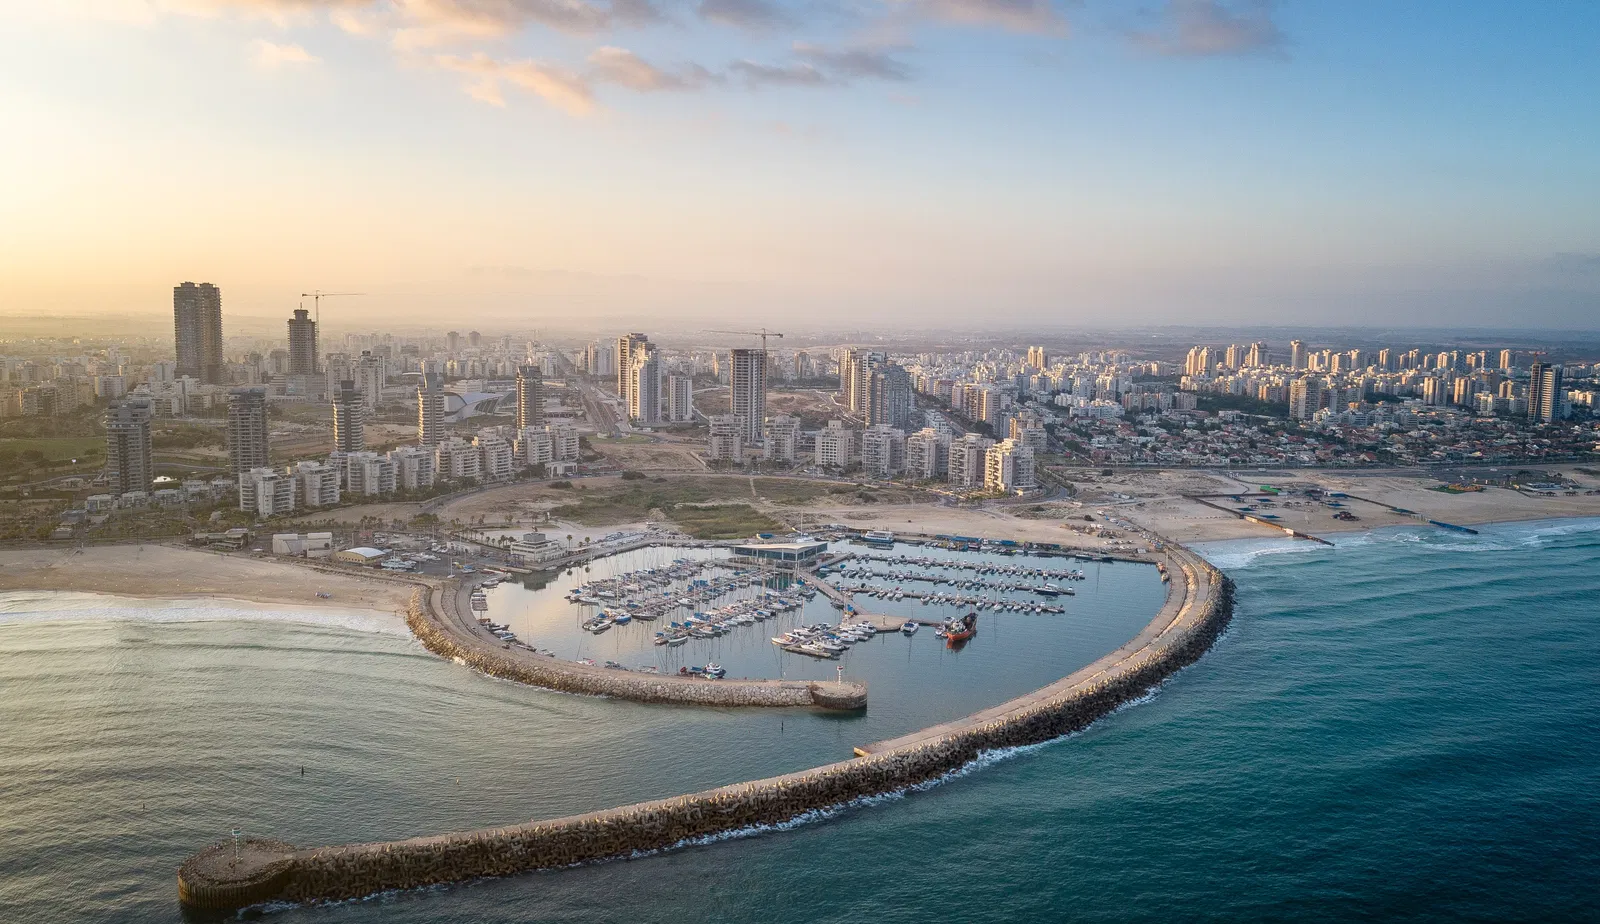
[403,589,865,709]
[179,549,1232,911]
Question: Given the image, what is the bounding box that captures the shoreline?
[0,587,407,634]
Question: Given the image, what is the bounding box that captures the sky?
[1,0,1597,331]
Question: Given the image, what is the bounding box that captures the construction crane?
[299,291,365,327]
[706,328,784,354]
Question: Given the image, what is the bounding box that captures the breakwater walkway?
[178,544,1233,912]
[414,580,867,710]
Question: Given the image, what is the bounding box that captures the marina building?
[728,539,827,569]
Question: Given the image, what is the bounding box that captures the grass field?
[0,437,103,461]
[663,503,782,539]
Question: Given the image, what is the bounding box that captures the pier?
[178,544,1232,912]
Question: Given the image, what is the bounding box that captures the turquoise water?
[2,520,1597,921]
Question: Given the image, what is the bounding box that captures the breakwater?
[178,545,1232,912]
[405,587,867,710]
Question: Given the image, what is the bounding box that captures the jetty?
[177,543,1232,912]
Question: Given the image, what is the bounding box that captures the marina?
[481,541,1167,685]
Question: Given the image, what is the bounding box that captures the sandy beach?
[0,544,418,618]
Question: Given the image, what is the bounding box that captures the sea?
[1,518,1596,923]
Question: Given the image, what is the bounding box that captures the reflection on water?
[490,541,1167,735]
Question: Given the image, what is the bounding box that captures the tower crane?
[299,291,365,327]
[705,328,785,354]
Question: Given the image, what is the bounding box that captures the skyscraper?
[418,373,446,445]
[728,348,767,445]
[226,387,270,475]
[1289,339,1306,371]
[515,365,545,430]
[866,362,913,429]
[617,333,649,410]
[1528,362,1564,423]
[173,282,224,384]
[332,380,365,453]
[839,347,884,414]
[288,309,318,376]
[627,345,664,424]
[105,399,154,496]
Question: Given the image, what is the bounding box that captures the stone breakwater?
[178,548,1232,912]
[403,588,867,709]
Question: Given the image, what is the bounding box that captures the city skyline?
[3,2,1598,327]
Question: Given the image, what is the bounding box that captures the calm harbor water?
[2,520,1597,922]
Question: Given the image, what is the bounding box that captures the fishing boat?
[944,612,978,646]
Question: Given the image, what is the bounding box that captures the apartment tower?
[173,282,224,384]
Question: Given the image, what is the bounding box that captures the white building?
[947,433,993,489]
[436,437,482,481]
[389,445,437,490]
[516,427,553,466]
[983,438,1036,494]
[240,467,296,516]
[666,373,695,423]
[272,532,334,558]
[814,419,855,470]
[510,531,566,565]
[905,427,948,480]
[295,461,342,508]
[475,430,515,482]
[763,415,799,463]
[707,414,743,464]
[548,421,580,462]
[860,425,906,477]
[344,451,398,496]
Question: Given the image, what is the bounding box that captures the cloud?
[793,42,911,80]
[588,46,718,90]
[253,39,321,65]
[1130,0,1285,57]
[697,0,792,30]
[608,0,664,25]
[434,52,595,113]
[897,0,1065,35]
[730,59,827,87]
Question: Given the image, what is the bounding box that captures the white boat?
[900,622,919,636]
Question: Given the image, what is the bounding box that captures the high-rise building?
[173,282,225,384]
[354,351,385,410]
[447,331,460,354]
[1289,377,1324,419]
[905,427,948,480]
[1026,346,1048,370]
[728,348,767,445]
[1499,349,1516,372]
[225,387,270,475]
[984,438,1036,494]
[763,415,799,463]
[627,345,664,424]
[417,372,446,445]
[1245,342,1269,368]
[288,309,318,376]
[861,425,906,477]
[839,348,884,414]
[585,341,616,377]
[1224,344,1245,370]
[707,415,743,464]
[105,399,154,496]
[1528,362,1564,423]
[617,333,650,409]
[515,365,545,430]
[1289,339,1306,371]
[947,433,993,489]
[866,362,913,429]
[666,374,695,423]
[814,420,855,469]
[468,330,481,348]
[332,380,365,453]
[240,467,296,516]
